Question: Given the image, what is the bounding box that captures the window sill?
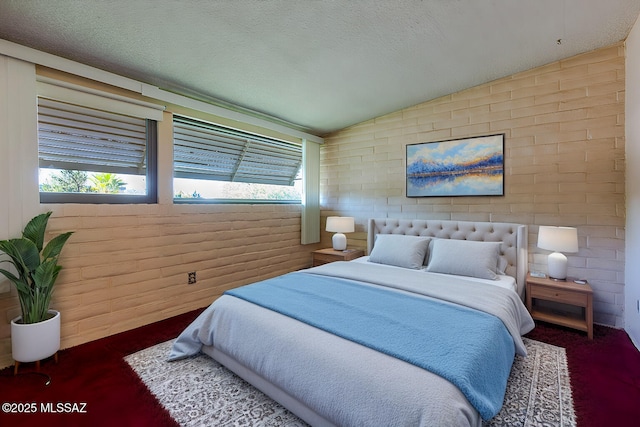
[173,198,301,205]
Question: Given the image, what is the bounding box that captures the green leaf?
[0,238,40,274]
[42,232,74,260]
[0,267,19,283]
[0,267,26,290]
[31,260,61,322]
[22,212,52,252]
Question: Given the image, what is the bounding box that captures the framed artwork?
[406,134,504,197]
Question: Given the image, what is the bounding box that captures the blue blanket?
[225,272,515,420]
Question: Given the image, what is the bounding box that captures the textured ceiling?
[0,0,639,136]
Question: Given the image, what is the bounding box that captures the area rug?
[125,338,575,427]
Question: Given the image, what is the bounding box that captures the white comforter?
[169,262,534,427]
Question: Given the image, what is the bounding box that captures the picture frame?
[406,134,504,197]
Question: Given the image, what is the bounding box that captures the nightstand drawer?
[530,285,589,307]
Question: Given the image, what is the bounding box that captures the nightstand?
[312,248,365,267]
[526,273,593,339]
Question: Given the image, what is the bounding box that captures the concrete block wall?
[321,43,626,328]
[0,203,314,368]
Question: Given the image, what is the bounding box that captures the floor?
[0,308,639,427]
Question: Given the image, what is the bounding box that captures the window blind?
[173,116,302,186]
[37,79,165,121]
[37,97,149,175]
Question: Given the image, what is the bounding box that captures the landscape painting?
[406,134,504,197]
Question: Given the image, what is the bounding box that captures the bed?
[169,218,535,426]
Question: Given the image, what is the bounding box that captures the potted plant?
[0,211,73,370]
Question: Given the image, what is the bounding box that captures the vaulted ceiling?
[0,0,639,136]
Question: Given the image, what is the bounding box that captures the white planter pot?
[11,310,61,363]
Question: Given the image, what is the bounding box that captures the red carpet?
[0,309,203,427]
[1,309,638,426]
[525,322,640,427]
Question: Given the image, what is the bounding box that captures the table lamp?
[537,225,578,280]
[325,216,354,251]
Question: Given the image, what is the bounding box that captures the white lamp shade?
[326,217,354,250]
[538,226,578,253]
[538,226,578,280]
[325,217,355,233]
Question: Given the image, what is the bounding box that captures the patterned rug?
[125,338,575,427]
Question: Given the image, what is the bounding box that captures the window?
[173,116,302,202]
[38,97,157,204]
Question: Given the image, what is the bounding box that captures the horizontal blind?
[37,79,165,121]
[173,116,302,186]
[38,98,148,175]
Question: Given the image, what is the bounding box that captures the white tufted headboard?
[367,218,528,299]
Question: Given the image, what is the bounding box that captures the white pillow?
[426,239,500,280]
[497,256,508,275]
[369,235,431,269]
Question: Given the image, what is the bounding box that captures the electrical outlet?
[188,272,196,285]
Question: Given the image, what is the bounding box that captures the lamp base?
[332,233,347,251]
[547,252,568,280]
